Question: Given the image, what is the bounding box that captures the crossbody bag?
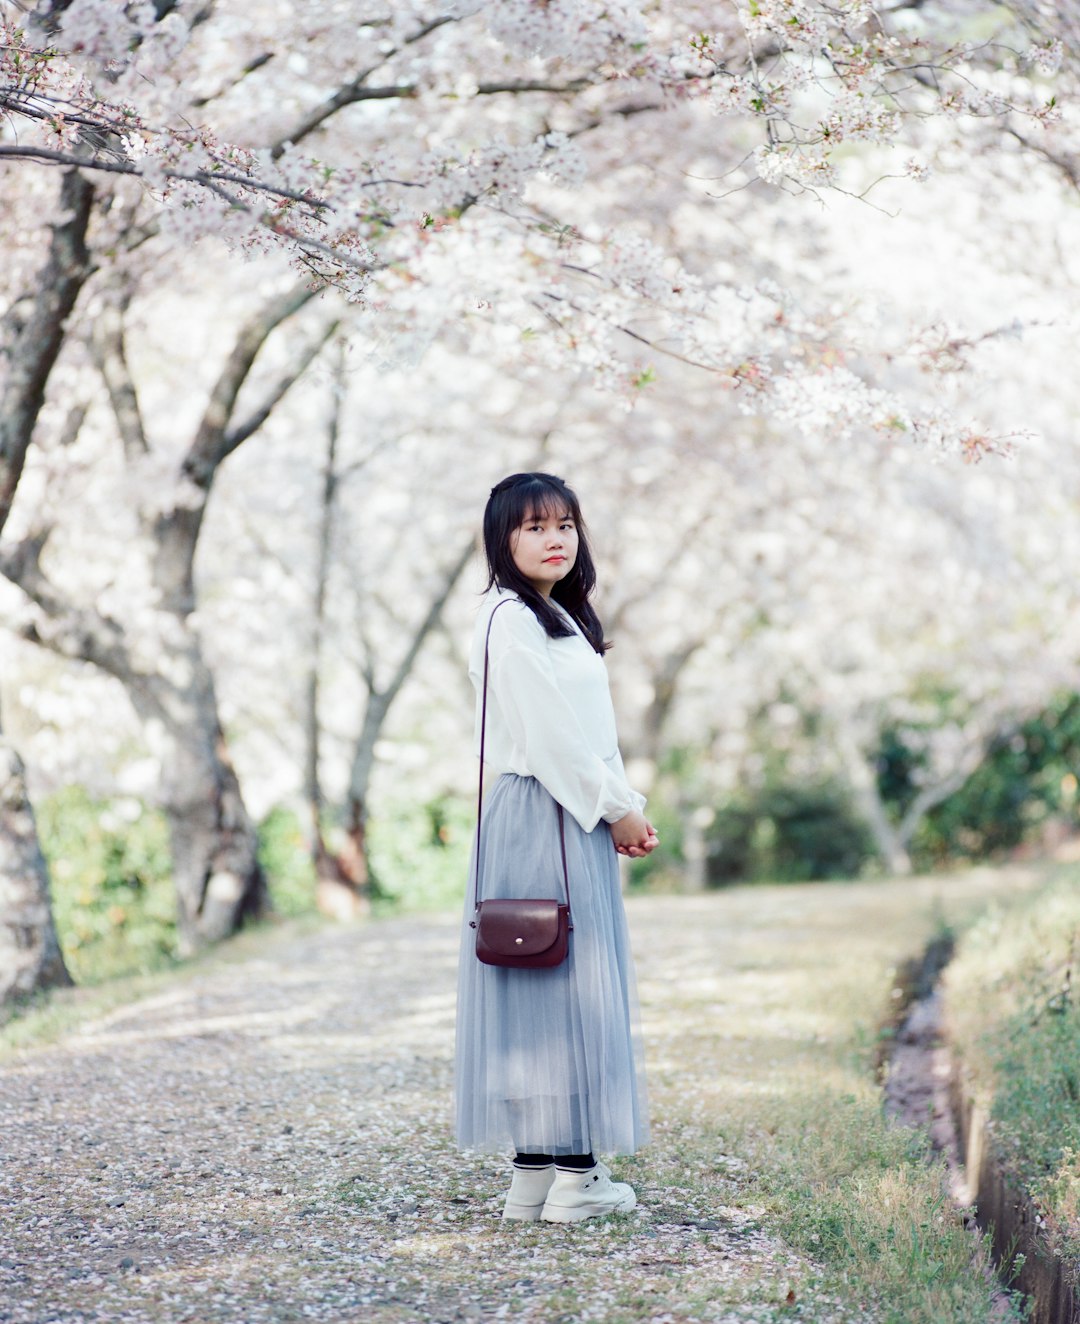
[469,598,573,969]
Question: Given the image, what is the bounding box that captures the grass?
[619,869,1050,1323]
[943,861,1080,1267]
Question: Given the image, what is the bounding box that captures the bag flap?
[476,899,563,956]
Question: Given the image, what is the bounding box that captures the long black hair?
[482,472,610,654]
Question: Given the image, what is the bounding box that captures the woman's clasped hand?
[610,809,659,859]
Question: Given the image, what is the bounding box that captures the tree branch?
[182,283,320,490]
[150,282,327,616]
[0,144,331,211]
[1005,124,1080,191]
[607,504,715,634]
[346,533,476,803]
[92,294,150,460]
[0,538,136,682]
[895,717,1022,845]
[476,78,595,95]
[271,16,457,155]
[380,534,475,714]
[221,318,340,456]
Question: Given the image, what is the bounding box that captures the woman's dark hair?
[483,472,610,654]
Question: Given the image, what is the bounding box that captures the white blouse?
[469,586,647,833]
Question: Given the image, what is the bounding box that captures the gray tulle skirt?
[454,774,649,1156]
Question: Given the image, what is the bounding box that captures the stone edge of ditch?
[950,1062,1079,1324]
[879,935,1080,1324]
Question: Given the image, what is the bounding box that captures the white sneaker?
[502,1163,557,1220]
[540,1163,637,1223]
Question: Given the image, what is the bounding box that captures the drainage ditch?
[880,936,1078,1324]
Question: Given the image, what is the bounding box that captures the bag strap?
[473,597,571,915]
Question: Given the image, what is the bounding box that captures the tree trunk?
[679,799,709,894]
[0,167,94,1002]
[320,697,387,917]
[0,742,72,1002]
[133,648,269,954]
[164,751,268,954]
[304,350,368,921]
[834,722,913,876]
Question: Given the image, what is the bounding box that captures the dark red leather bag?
[469,599,573,970]
[473,896,570,969]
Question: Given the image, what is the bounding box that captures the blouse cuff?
[601,797,636,825]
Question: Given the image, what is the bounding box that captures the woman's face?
[509,506,579,597]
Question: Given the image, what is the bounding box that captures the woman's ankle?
[513,1151,554,1168]
[554,1151,596,1171]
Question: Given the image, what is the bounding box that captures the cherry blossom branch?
[1005,124,1080,190]
[271,14,457,155]
[0,144,332,211]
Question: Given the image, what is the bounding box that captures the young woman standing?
[455,472,657,1223]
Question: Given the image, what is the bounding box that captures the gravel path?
[1,901,813,1324]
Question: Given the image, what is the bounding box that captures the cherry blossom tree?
[0,0,1068,442]
[2,0,1077,997]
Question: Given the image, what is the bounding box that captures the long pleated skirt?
[454,774,649,1156]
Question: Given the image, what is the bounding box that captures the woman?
[455,471,657,1224]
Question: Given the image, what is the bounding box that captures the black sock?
[513,1152,554,1168]
[555,1151,596,1171]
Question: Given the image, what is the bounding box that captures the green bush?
[882,691,1080,868]
[368,793,474,913]
[37,786,176,984]
[258,796,476,916]
[256,804,318,917]
[706,778,875,884]
[40,793,325,984]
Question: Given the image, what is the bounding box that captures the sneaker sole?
[540,1191,637,1223]
[503,1201,546,1221]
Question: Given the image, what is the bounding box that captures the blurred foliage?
[256,804,319,917]
[884,690,1080,867]
[39,794,324,985]
[626,797,685,893]
[368,793,474,914]
[37,786,176,984]
[705,778,875,884]
[32,688,1080,986]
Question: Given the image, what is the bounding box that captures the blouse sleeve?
[487,608,639,833]
[609,746,648,816]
